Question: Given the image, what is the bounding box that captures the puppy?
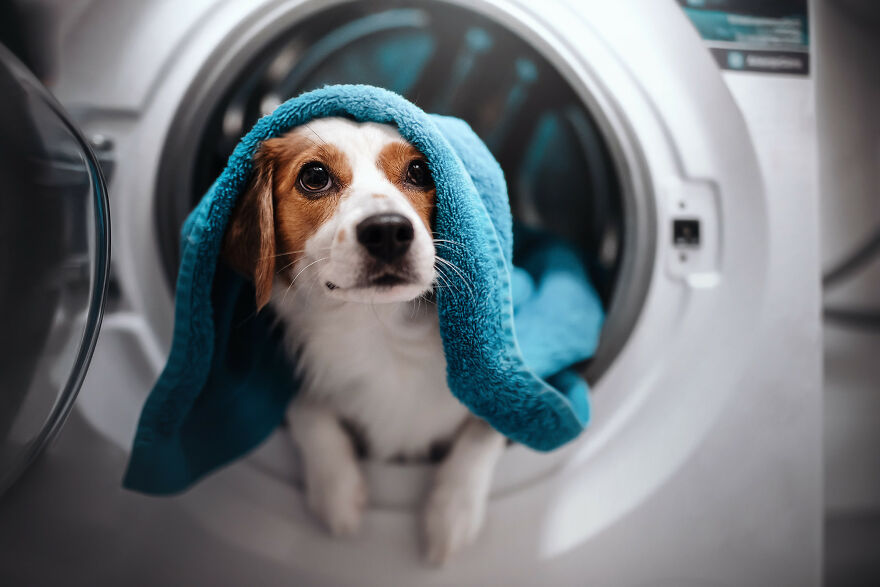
[222,117,506,564]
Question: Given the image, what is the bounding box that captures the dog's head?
[222,117,438,309]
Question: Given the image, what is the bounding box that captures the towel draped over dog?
[124,85,604,495]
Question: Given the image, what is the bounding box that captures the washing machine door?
[0,45,110,496]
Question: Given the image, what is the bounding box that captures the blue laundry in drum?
[123,85,604,495]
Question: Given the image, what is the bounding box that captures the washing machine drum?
[156,2,625,308]
[0,45,110,496]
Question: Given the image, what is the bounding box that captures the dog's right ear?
[221,148,276,311]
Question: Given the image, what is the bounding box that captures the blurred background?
[815,1,880,583]
[0,0,876,585]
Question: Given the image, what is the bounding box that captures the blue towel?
[124,85,604,495]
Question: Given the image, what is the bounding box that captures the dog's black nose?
[356,213,414,263]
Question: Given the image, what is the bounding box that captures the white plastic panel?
[664,178,721,287]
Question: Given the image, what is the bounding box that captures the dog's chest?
[277,298,468,459]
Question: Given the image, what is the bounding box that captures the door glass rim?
[0,44,112,495]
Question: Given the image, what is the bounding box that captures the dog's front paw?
[422,482,487,566]
[304,462,367,537]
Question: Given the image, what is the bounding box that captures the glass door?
[0,44,110,495]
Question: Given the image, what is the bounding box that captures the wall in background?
[815,0,880,515]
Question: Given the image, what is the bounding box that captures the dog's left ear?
[221,147,276,310]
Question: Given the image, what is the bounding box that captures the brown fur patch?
[221,127,351,309]
[377,141,436,231]
[221,152,276,309]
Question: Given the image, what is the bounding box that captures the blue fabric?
[124,85,604,495]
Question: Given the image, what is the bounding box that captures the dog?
[221,117,506,564]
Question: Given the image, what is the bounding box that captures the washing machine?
[0,1,822,585]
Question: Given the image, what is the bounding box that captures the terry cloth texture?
[124,85,604,495]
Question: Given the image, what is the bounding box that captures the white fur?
[424,417,507,565]
[264,118,506,564]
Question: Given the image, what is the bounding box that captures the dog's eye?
[298,162,333,193]
[405,159,433,189]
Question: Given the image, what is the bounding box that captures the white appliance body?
[0,1,822,585]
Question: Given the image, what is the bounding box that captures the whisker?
[290,257,328,287]
[434,256,475,298]
[418,293,436,307]
[432,238,467,247]
[432,241,468,254]
[277,256,309,275]
[282,257,328,304]
[275,247,334,274]
[297,135,321,149]
[264,245,331,262]
[259,249,307,260]
[303,123,328,146]
[432,263,464,298]
[432,266,452,288]
[276,257,301,274]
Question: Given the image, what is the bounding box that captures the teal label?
[678,0,809,75]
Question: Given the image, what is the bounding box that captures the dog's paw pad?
[305,466,367,537]
[422,485,486,566]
